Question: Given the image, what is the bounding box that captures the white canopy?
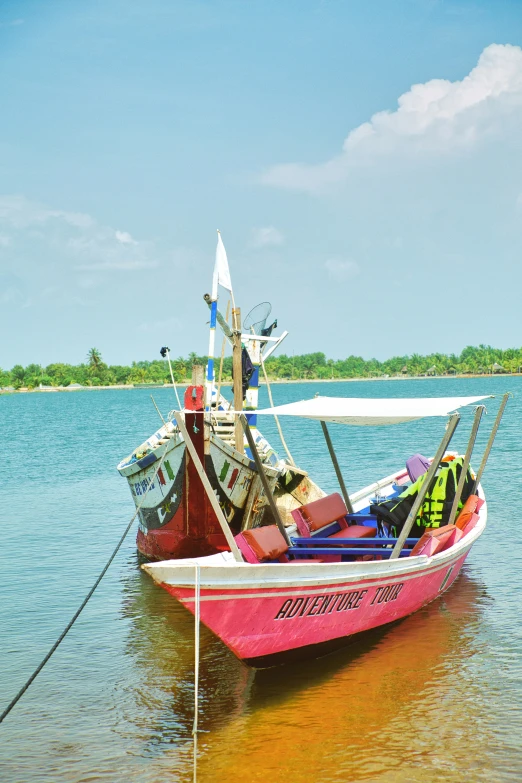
[256,395,491,426]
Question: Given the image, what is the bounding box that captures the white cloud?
[0,234,10,247]
[0,195,155,273]
[324,258,359,281]
[0,195,94,229]
[250,226,285,248]
[115,230,138,245]
[262,44,522,193]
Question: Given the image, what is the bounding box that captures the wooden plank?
[241,474,265,531]
[191,364,205,386]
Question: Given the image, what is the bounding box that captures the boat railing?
[349,468,410,505]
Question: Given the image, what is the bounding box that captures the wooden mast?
[232,307,244,454]
[216,299,231,405]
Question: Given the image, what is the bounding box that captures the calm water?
[1,378,521,783]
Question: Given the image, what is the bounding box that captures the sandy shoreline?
[1,373,517,395]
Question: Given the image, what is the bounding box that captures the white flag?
[212,231,233,299]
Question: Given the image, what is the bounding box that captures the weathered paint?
[118,384,281,560]
[118,382,320,561]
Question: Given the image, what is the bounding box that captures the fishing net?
[243,302,272,334]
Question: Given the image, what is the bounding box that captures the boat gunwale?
[117,421,282,478]
[142,485,487,593]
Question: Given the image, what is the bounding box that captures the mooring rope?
[192,562,201,782]
[0,441,172,725]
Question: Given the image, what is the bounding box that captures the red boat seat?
[329,525,377,539]
[291,492,377,541]
[291,492,347,536]
[300,492,348,531]
[410,524,462,557]
[455,494,484,530]
[235,526,289,563]
[460,512,480,537]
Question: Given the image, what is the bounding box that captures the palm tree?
[174,356,188,378]
[87,348,103,372]
[11,364,25,388]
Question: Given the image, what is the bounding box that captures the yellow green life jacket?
[370,457,474,537]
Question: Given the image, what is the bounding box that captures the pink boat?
[142,393,507,668]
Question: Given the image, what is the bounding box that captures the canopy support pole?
[390,413,460,560]
[472,392,510,495]
[240,415,291,546]
[173,412,243,562]
[447,405,485,527]
[320,420,354,514]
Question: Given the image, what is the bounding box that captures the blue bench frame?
[345,514,378,522]
[288,547,413,559]
[291,537,418,547]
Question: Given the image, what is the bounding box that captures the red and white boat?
[117,233,324,561]
[142,393,507,667]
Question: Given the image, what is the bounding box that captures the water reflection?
[121,563,498,782]
[2,381,519,783]
[119,557,252,752]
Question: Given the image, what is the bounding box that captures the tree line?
[1,344,520,390]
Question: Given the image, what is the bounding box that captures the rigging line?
[259,354,296,466]
[150,394,166,424]
[165,348,182,410]
[0,440,172,726]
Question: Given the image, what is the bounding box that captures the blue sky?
[2,0,522,367]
